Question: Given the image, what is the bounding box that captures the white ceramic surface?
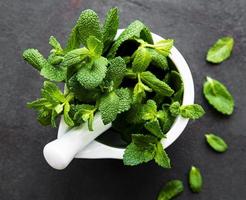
[43,29,194,169]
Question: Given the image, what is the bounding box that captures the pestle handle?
[43,114,111,170]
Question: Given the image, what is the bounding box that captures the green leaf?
[205,133,228,153]
[99,91,120,124]
[132,81,152,103]
[102,7,119,52]
[203,77,234,115]
[141,71,174,96]
[108,20,153,58]
[132,47,151,72]
[62,48,89,67]
[180,104,205,119]
[206,36,234,64]
[76,9,102,47]
[154,142,171,168]
[41,81,66,103]
[144,120,165,139]
[65,27,81,52]
[23,49,46,71]
[123,134,157,166]
[77,57,108,89]
[141,100,158,121]
[87,36,103,58]
[157,180,184,200]
[37,108,52,126]
[115,88,132,114]
[104,57,127,88]
[169,101,180,117]
[147,48,168,70]
[63,103,74,127]
[49,36,63,54]
[153,39,173,57]
[73,104,96,131]
[189,166,203,193]
[161,105,175,134]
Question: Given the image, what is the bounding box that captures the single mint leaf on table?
[102,7,119,52]
[203,77,234,115]
[141,71,174,97]
[107,20,153,58]
[205,133,228,153]
[154,142,171,168]
[76,9,102,47]
[189,166,203,193]
[132,47,152,72]
[206,36,234,64]
[76,57,108,89]
[157,180,184,200]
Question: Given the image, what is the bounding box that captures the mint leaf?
[147,48,168,70]
[76,9,102,47]
[133,81,152,103]
[65,27,81,52]
[108,20,153,58]
[99,91,120,124]
[189,166,203,193]
[157,180,184,200]
[154,142,171,168]
[41,81,66,103]
[73,104,96,131]
[144,120,165,139]
[206,36,234,64]
[203,77,234,115]
[115,88,132,113]
[63,102,74,127]
[49,36,63,54]
[141,100,158,121]
[141,71,174,96]
[77,57,108,89]
[87,36,103,58]
[153,39,173,56]
[169,101,180,117]
[102,7,119,52]
[179,104,205,119]
[104,57,127,88]
[132,47,152,72]
[205,133,228,153]
[62,48,89,67]
[23,49,46,71]
[123,134,157,166]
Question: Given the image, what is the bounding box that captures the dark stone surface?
[0,0,246,199]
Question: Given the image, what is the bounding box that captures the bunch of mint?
[23,7,204,168]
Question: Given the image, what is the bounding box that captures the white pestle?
[43,113,111,170]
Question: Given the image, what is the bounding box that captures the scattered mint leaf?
[203,77,234,115]
[205,133,228,153]
[206,36,234,64]
[189,166,203,193]
[157,180,184,200]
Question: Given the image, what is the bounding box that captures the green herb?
[206,36,234,64]
[23,7,203,169]
[205,133,228,153]
[203,77,234,115]
[157,180,184,200]
[189,166,203,193]
[169,101,205,119]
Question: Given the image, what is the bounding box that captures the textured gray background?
[0,0,246,199]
